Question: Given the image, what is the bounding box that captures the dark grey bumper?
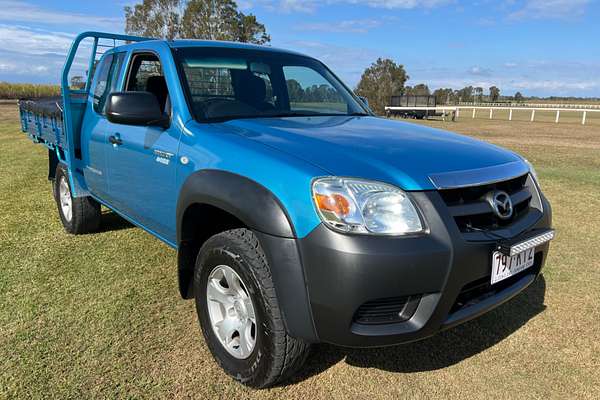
[258,190,552,348]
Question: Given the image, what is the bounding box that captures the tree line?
[353,58,531,114]
[286,80,342,103]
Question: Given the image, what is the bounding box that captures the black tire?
[194,228,310,388]
[53,163,101,234]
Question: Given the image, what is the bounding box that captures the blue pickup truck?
[19,32,554,387]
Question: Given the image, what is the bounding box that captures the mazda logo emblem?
[486,190,514,220]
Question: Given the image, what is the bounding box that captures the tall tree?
[355,58,408,115]
[456,86,474,103]
[125,0,270,44]
[514,91,524,102]
[125,0,182,40]
[235,14,270,44]
[489,86,501,102]
[474,87,484,103]
[405,83,430,96]
[433,88,454,105]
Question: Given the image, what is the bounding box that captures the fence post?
[509,109,513,121]
[531,109,535,122]
[472,108,476,119]
[456,108,460,118]
[555,110,560,123]
[582,111,587,125]
[489,108,493,119]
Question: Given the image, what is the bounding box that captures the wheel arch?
[175,170,318,342]
[176,169,296,299]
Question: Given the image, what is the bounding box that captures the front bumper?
[293,190,553,348]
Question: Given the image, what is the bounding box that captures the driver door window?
[125,54,170,113]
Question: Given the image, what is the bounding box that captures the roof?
[110,38,308,58]
[167,39,307,57]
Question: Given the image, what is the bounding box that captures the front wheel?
[53,164,101,234]
[194,229,310,388]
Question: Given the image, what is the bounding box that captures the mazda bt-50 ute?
[19,32,554,387]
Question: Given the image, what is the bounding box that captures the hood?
[222,116,524,190]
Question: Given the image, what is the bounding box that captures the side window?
[92,54,113,114]
[125,54,169,112]
[283,66,346,113]
[128,59,163,91]
[92,53,126,115]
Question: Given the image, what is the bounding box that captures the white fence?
[385,105,600,125]
[457,102,600,110]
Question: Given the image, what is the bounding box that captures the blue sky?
[0,0,598,97]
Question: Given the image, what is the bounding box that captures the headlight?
[524,159,540,187]
[312,177,426,235]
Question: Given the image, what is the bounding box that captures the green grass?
[2,104,600,398]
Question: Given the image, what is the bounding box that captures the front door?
[105,52,179,242]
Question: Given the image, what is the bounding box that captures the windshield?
[173,47,369,122]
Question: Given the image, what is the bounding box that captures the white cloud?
[509,0,591,20]
[264,0,319,13]
[342,0,453,9]
[512,80,600,91]
[0,25,94,82]
[0,25,74,56]
[296,19,383,33]
[0,61,17,72]
[259,0,453,13]
[0,55,60,77]
[469,66,493,76]
[0,0,122,28]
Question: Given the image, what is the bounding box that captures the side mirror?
[358,95,370,109]
[106,92,169,128]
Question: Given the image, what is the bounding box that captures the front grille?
[439,174,534,233]
[353,295,421,325]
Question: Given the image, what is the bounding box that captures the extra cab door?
[81,52,126,199]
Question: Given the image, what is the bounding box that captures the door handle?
[108,134,123,146]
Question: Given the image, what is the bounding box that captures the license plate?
[491,247,535,285]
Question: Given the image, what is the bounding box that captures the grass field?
[1,103,599,399]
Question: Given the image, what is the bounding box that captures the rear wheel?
[194,228,310,388]
[53,164,101,234]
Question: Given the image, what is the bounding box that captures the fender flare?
[175,169,318,341]
[176,169,295,242]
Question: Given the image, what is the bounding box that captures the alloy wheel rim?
[59,177,72,222]
[206,265,257,359]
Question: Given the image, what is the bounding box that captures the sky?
[0,0,599,97]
